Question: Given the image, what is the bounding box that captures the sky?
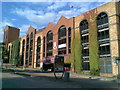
[0,0,112,42]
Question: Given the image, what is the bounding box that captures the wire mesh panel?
[99,57,112,73]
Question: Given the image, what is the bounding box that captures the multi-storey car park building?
[3,1,120,76]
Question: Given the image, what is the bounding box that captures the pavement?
[2,64,119,83]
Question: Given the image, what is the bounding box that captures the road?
[1,70,119,88]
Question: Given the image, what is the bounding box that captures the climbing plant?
[70,27,82,73]
[83,9,99,75]
[2,44,9,63]
[9,38,21,65]
[70,9,100,75]
[70,27,75,71]
[74,29,83,73]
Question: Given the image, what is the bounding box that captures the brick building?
[3,25,20,44]
[5,1,120,76]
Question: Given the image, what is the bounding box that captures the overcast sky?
[0,1,111,42]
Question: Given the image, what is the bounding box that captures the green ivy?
[86,9,99,75]
[2,44,9,63]
[70,27,82,73]
[70,27,75,71]
[74,30,82,73]
[70,9,100,75]
[9,38,21,65]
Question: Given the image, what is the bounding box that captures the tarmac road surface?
[1,70,119,88]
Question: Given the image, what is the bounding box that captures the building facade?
[3,25,20,44]
[72,1,120,76]
[5,1,120,76]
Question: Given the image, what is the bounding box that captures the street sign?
[113,56,120,64]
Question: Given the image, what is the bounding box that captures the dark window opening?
[80,20,88,34]
[80,20,90,71]
[97,12,108,26]
[97,12,110,58]
[68,27,71,53]
[82,60,90,71]
[99,45,110,56]
[46,31,53,56]
[58,25,66,55]
[81,35,88,44]
[26,35,29,65]
[21,39,25,66]
[58,47,66,55]
[98,30,109,40]
[28,32,34,66]
[36,37,41,67]
[82,48,89,57]
[43,37,46,57]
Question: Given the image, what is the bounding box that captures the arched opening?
[97,12,110,57]
[80,20,90,71]
[68,27,71,53]
[46,31,53,56]
[8,46,11,62]
[29,32,33,66]
[36,37,41,67]
[26,34,29,65]
[11,45,13,59]
[97,12,112,73]
[43,36,46,57]
[18,41,20,65]
[58,25,66,55]
[21,39,25,66]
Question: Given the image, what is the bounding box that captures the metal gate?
[99,57,112,73]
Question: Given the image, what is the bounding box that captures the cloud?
[19,25,30,37]
[11,2,110,36]
[11,18,16,21]
[47,2,67,11]
[2,0,112,2]
[13,8,56,26]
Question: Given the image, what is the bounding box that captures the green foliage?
[70,27,83,73]
[117,74,120,79]
[70,27,75,70]
[74,30,82,73]
[2,48,9,58]
[70,9,100,75]
[9,38,21,65]
[90,68,99,76]
[87,10,99,75]
[2,46,9,63]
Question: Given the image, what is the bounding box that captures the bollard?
[63,72,70,81]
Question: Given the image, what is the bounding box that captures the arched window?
[58,25,66,55]
[36,37,41,67]
[97,12,112,73]
[18,41,20,65]
[21,39,25,66]
[30,32,33,38]
[29,32,33,65]
[8,46,11,60]
[97,12,108,26]
[26,34,29,65]
[11,45,13,59]
[68,27,71,53]
[43,36,46,57]
[97,12,110,57]
[46,31,53,56]
[80,20,90,71]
